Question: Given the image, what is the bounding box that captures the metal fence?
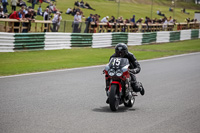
[58,21,89,33]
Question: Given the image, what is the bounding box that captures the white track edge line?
[0,52,200,79]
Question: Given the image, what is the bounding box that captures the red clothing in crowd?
[9,11,20,20]
[39,0,43,3]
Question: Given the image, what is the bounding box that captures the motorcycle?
[104,57,137,111]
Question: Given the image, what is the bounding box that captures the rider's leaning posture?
[105,43,145,103]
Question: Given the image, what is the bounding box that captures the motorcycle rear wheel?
[109,84,119,111]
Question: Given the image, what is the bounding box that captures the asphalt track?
[0,53,200,133]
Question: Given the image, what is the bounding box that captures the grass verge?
[0,39,200,76]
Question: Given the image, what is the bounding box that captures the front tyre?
[109,84,119,111]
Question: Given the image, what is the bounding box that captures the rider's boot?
[139,83,145,96]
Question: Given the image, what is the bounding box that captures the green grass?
[0,39,200,76]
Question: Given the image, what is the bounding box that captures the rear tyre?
[109,84,119,111]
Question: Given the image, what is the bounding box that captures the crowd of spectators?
[0,0,62,32]
[0,0,197,33]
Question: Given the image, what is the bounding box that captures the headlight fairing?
[108,69,115,76]
[116,69,123,77]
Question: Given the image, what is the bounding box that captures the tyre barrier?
[0,29,199,52]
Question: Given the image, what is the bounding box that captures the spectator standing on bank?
[57,12,62,31]
[51,11,61,32]
[11,0,18,11]
[84,14,93,33]
[2,0,8,13]
[73,11,81,33]
[43,8,51,32]
[32,0,36,9]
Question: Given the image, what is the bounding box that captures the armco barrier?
[142,32,157,44]
[112,32,128,46]
[71,33,93,47]
[180,30,192,41]
[0,32,15,52]
[127,33,143,46]
[45,33,71,50]
[156,31,170,43]
[92,33,112,48]
[0,29,199,52]
[170,31,180,42]
[14,33,45,51]
[191,29,199,39]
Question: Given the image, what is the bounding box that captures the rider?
[105,43,145,101]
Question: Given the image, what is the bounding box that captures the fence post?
[64,20,66,32]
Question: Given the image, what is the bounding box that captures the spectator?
[57,12,62,31]
[18,0,27,7]
[169,7,173,12]
[66,8,72,15]
[11,0,18,11]
[9,10,21,32]
[130,15,135,23]
[182,8,189,15]
[72,7,77,16]
[73,11,81,33]
[43,8,51,32]
[23,9,35,32]
[80,0,86,8]
[162,17,168,31]
[32,0,36,9]
[52,3,57,13]
[18,9,25,19]
[37,6,42,16]
[109,16,115,23]
[9,10,20,19]
[136,18,143,32]
[157,10,165,17]
[101,16,109,23]
[51,11,59,32]
[84,14,93,33]
[85,2,95,11]
[0,8,7,18]
[74,1,80,7]
[116,16,123,23]
[2,0,8,13]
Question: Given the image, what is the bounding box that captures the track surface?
[0,53,200,133]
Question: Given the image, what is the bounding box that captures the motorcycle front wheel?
[109,84,120,111]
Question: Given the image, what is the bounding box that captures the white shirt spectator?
[52,14,59,23]
[43,11,48,20]
[74,14,81,24]
[101,16,109,23]
[58,15,62,25]
[11,0,18,6]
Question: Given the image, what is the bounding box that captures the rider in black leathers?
[105,43,145,101]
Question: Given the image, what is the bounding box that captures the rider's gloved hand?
[129,69,137,74]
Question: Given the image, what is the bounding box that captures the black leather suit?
[108,52,143,92]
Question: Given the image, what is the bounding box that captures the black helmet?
[115,43,128,57]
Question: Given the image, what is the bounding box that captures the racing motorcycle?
[104,57,136,111]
